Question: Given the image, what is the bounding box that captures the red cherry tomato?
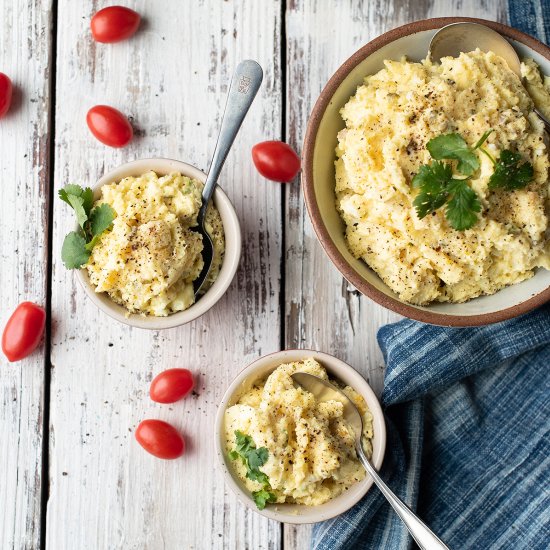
[0,72,13,118]
[86,105,133,147]
[135,420,185,459]
[150,368,194,404]
[2,302,46,362]
[251,141,301,182]
[91,6,141,43]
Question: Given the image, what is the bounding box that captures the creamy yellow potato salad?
[86,171,224,316]
[225,358,373,508]
[336,50,550,305]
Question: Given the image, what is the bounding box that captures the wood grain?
[48,1,282,548]
[284,0,505,547]
[0,1,516,548]
[0,1,52,548]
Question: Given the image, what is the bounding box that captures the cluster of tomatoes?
[2,5,301,459]
[136,368,195,459]
[2,6,300,170]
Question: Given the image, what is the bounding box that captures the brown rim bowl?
[302,17,550,327]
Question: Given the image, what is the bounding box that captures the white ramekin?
[75,158,241,330]
[215,349,386,524]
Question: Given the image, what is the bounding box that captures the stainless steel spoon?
[428,22,550,132]
[193,60,263,296]
[291,372,450,550]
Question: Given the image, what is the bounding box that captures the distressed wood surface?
[284,0,506,547]
[0,1,516,549]
[48,1,282,549]
[0,1,52,548]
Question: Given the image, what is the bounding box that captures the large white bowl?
[303,17,550,326]
[75,158,241,330]
[215,349,386,524]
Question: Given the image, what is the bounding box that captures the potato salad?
[336,50,550,304]
[224,358,373,506]
[86,171,224,316]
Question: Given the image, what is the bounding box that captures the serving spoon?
[291,372,450,550]
[428,22,550,132]
[193,60,263,297]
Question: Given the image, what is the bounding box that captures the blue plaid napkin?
[312,304,550,549]
[312,2,550,548]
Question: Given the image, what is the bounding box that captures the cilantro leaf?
[230,431,274,509]
[427,133,480,176]
[252,488,276,510]
[488,150,534,190]
[59,184,116,269]
[412,161,452,219]
[67,194,88,229]
[61,231,91,269]
[59,184,94,215]
[89,203,116,237]
[445,179,481,230]
[234,430,256,458]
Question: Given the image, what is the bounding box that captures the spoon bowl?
[429,22,522,76]
[429,22,550,131]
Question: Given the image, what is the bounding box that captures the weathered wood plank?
[48,1,282,548]
[284,0,506,547]
[0,1,52,548]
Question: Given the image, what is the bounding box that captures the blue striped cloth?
[312,304,550,549]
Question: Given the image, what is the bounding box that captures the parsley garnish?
[412,131,533,230]
[445,178,481,231]
[488,150,534,190]
[412,161,451,218]
[229,430,276,510]
[60,184,116,269]
[427,132,482,176]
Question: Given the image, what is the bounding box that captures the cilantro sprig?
[60,184,116,269]
[229,430,276,510]
[412,131,533,230]
[488,150,534,190]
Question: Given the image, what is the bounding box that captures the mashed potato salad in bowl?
[215,350,386,523]
[67,158,241,329]
[303,18,550,326]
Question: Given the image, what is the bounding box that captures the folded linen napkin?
[312,303,550,549]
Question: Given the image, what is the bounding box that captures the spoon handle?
[357,448,450,550]
[199,59,263,219]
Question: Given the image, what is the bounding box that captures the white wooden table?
[1,1,509,548]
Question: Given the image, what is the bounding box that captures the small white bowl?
[75,158,242,330]
[215,349,386,524]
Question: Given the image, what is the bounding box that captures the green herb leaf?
[445,179,481,230]
[67,195,88,229]
[230,431,274,509]
[488,150,534,190]
[59,184,116,269]
[61,231,91,269]
[252,488,276,510]
[427,133,480,176]
[59,184,94,215]
[412,161,452,219]
[89,203,116,237]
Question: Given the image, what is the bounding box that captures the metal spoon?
[291,372,450,550]
[429,22,550,132]
[192,60,263,297]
